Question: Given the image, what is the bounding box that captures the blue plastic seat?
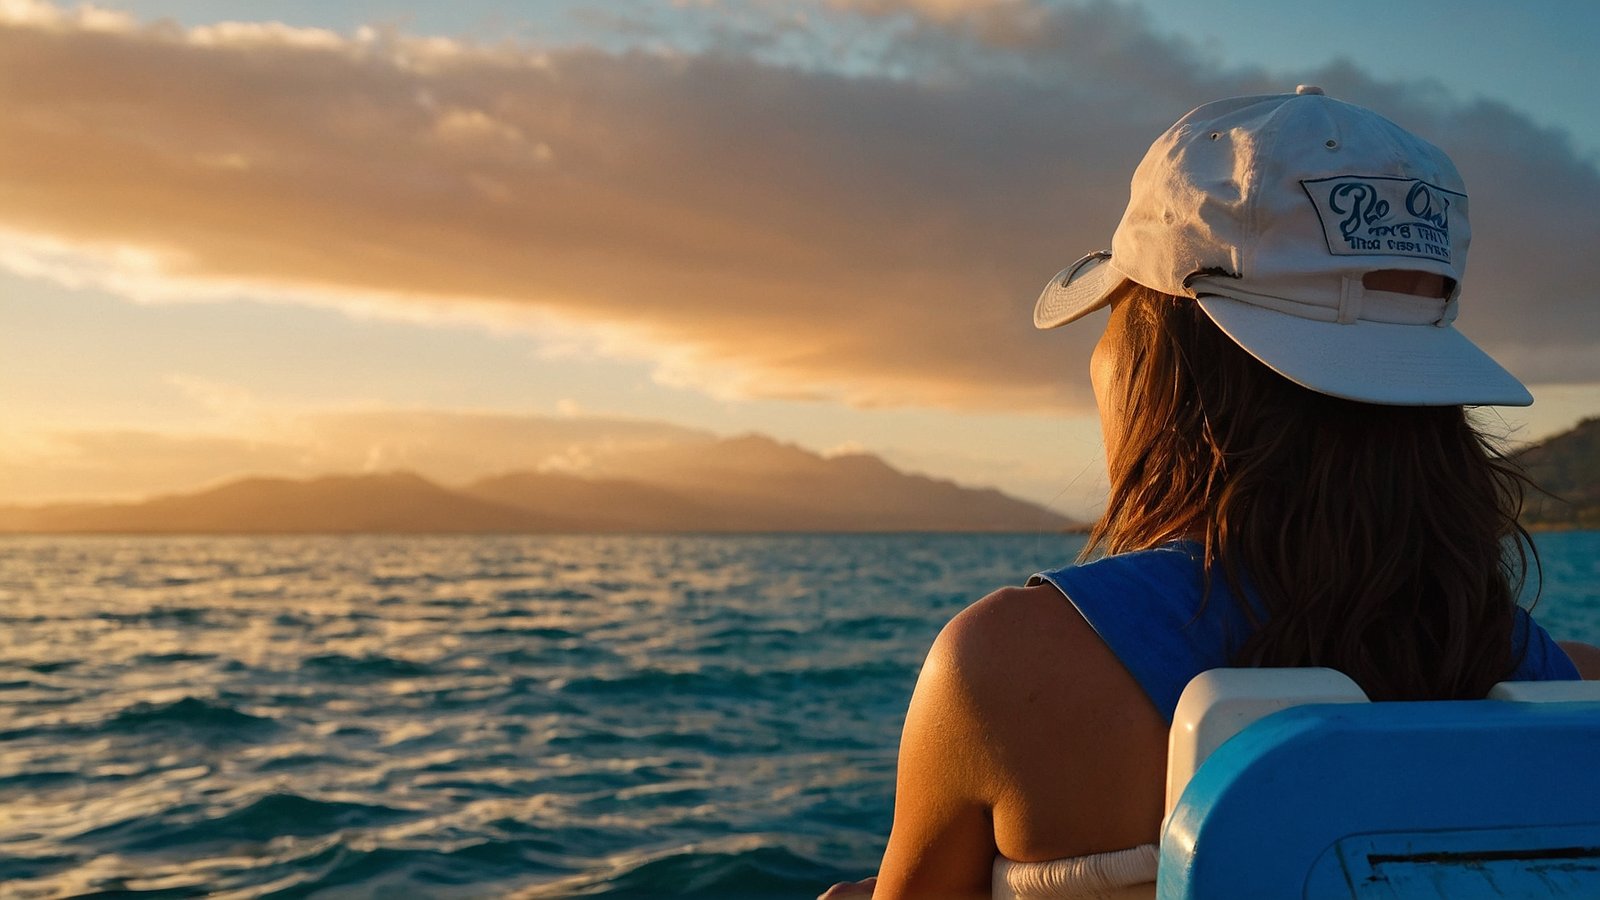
[1158,670,1600,899]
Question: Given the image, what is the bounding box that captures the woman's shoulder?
[926,541,1233,730]
[1027,542,1257,719]
[930,583,1159,736]
[934,584,1101,684]
[1558,641,1600,679]
[929,584,1170,857]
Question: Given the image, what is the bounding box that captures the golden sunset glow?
[2,0,1597,521]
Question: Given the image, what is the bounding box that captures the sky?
[2,0,1598,520]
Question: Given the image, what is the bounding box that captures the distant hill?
[1518,417,1600,530]
[463,471,731,531]
[0,472,581,534]
[0,435,1075,534]
[468,434,1071,532]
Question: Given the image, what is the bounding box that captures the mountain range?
[4,419,1593,535]
[1516,416,1600,529]
[0,434,1075,534]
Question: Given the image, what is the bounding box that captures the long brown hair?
[1086,287,1535,701]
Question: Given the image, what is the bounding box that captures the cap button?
[1295,84,1325,95]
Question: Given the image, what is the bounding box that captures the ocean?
[1,531,1596,898]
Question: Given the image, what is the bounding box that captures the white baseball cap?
[1035,86,1532,407]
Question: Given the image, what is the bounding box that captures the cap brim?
[1034,253,1130,329]
[1197,295,1533,407]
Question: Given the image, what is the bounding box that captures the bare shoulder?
[931,582,1146,718]
[1558,640,1600,680]
[929,584,1109,701]
[938,582,1094,654]
[933,582,1168,858]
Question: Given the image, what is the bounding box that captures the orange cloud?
[1,1,1596,411]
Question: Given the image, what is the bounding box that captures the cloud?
[0,408,715,504]
[0,429,308,504]
[1,0,1596,410]
[294,408,713,481]
[164,373,265,422]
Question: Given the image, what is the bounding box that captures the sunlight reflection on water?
[0,531,1593,896]
[0,533,1079,896]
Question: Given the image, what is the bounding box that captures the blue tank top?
[1029,541,1580,722]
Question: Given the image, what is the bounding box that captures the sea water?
[0,532,1595,898]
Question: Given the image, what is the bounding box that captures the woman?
[824,87,1600,899]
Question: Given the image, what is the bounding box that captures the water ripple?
[0,531,1590,895]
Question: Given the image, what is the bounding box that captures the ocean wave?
[553,659,914,699]
[0,697,278,742]
[2,532,1591,896]
[496,586,597,603]
[131,651,218,665]
[516,842,837,899]
[125,792,420,850]
[96,605,213,625]
[470,624,582,640]
[105,697,278,734]
[0,768,80,787]
[301,653,436,680]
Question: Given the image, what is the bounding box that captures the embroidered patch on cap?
[1301,175,1465,262]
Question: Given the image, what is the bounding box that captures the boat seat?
[1158,668,1600,898]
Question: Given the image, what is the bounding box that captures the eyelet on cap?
[1296,84,1325,95]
